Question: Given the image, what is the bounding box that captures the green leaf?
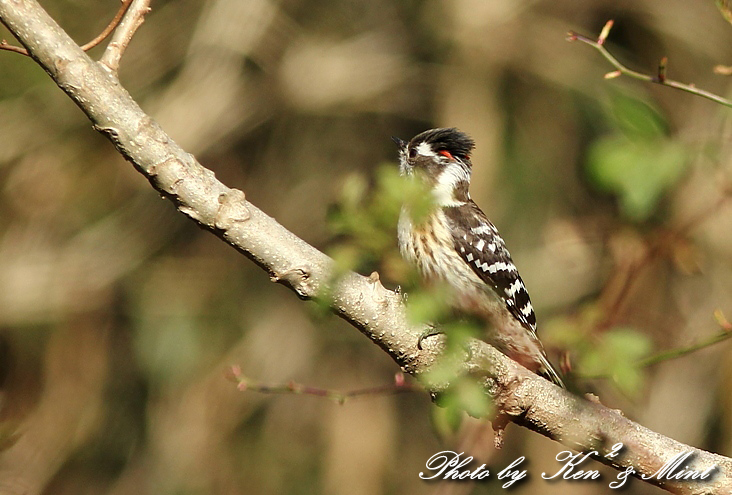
[404,286,452,325]
[375,165,435,225]
[431,376,493,428]
[604,327,653,361]
[608,92,667,139]
[579,327,653,396]
[326,165,434,277]
[587,136,687,220]
[451,378,493,418]
[420,346,466,389]
[431,400,465,436]
[611,365,645,398]
[329,244,361,274]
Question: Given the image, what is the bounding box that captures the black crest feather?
[410,128,475,160]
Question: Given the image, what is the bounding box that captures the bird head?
[392,128,475,207]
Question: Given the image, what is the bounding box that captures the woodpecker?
[394,127,564,387]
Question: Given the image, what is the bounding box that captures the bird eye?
[408,147,417,159]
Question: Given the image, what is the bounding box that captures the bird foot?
[417,325,444,350]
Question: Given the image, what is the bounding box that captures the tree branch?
[1,2,731,493]
[0,0,133,55]
[98,0,151,73]
[568,20,732,108]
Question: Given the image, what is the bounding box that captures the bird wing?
[443,201,537,333]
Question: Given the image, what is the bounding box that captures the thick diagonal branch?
[0,1,731,493]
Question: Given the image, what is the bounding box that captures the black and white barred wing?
[444,201,537,332]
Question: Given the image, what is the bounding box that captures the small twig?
[0,39,27,54]
[227,366,422,405]
[637,328,732,369]
[0,0,133,56]
[81,0,134,52]
[583,310,732,380]
[597,191,732,331]
[568,20,732,108]
[99,0,151,73]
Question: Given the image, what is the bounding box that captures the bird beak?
[391,136,407,150]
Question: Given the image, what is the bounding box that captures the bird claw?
[417,325,444,350]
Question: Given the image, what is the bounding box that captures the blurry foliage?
[549,308,653,397]
[718,0,732,26]
[327,165,433,277]
[580,327,653,397]
[424,319,492,425]
[328,165,490,427]
[432,377,494,435]
[586,92,689,221]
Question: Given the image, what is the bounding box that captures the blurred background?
[1,0,732,493]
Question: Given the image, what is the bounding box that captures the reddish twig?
[0,39,27,54]
[568,20,732,108]
[81,0,134,51]
[598,192,732,331]
[227,366,421,404]
[0,0,133,56]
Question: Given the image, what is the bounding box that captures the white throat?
[433,165,469,207]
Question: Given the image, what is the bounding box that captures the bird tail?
[537,353,565,388]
